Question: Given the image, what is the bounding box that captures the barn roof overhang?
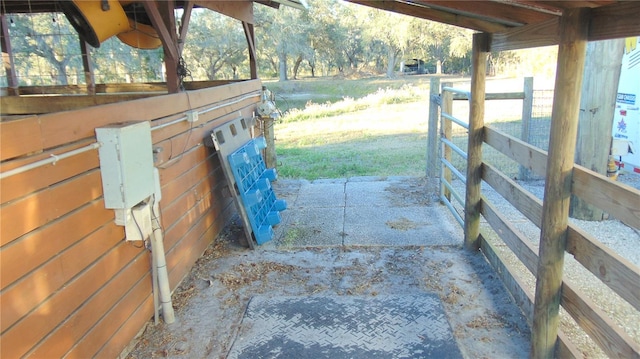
[345,0,640,51]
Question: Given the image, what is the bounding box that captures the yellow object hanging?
[117,19,162,49]
[61,0,130,48]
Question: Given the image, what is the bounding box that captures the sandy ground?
[126,233,531,359]
[125,174,639,359]
[125,177,533,359]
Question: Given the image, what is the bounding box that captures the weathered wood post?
[427,77,441,178]
[464,33,490,250]
[0,15,19,96]
[440,82,453,201]
[571,38,625,220]
[531,8,588,359]
[519,77,534,180]
[80,40,96,95]
[263,116,277,169]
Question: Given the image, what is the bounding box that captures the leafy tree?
[183,9,248,80]
[8,13,82,85]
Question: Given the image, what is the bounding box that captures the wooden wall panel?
[0,222,122,333]
[0,199,112,289]
[0,141,99,204]
[0,170,103,246]
[0,81,260,358]
[0,116,42,161]
[1,242,142,359]
[64,273,152,359]
[25,254,150,358]
[93,295,155,358]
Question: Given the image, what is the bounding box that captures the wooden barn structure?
[1,1,639,358]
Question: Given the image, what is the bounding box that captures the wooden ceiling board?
[417,0,556,25]
[348,0,510,32]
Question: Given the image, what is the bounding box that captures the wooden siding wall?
[0,79,262,358]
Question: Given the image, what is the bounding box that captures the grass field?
[267,75,539,180]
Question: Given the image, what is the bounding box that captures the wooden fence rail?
[481,125,640,357]
[433,80,640,357]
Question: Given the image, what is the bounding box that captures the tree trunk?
[278,51,288,82]
[385,45,396,78]
[570,38,624,220]
[308,60,315,77]
[436,59,442,74]
[292,54,303,80]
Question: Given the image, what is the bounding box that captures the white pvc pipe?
[0,142,100,180]
[150,195,175,324]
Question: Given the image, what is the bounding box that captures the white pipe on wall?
[150,193,175,324]
[0,142,100,180]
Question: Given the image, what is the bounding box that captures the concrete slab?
[294,182,346,208]
[345,180,392,207]
[227,294,463,359]
[267,207,345,247]
[344,205,459,246]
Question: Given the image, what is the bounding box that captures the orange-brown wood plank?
[0,239,141,359]
[0,222,122,333]
[0,170,103,246]
[160,178,219,237]
[25,253,150,358]
[167,206,231,289]
[158,145,214,185]
[0,116,43,161]
[93,294,154,358]
[1,199,112,289]
[39,93,189,150]
[0,141,99,204]
[160,157,219,208]
[150,99,257,146]
[63,272,152,359]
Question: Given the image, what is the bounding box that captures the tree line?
[2,0,534,87]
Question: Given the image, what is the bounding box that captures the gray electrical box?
[96,121,154,209]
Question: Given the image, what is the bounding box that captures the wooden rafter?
[417,1,556,26]
[347,0,510,33]
[194,1,254,24]
[243,21,257,79]
[178,1,193,54]
[491,1,640,51]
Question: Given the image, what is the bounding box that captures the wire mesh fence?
[447,88,554,181]
[2,12,165,88]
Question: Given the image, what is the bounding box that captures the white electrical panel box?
[96,121,154,209]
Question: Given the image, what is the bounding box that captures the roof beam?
[588,1,640,41]
[419,1,555,26]
[347,0,510,33]
[194,1,254,24]
[491,1,640,51]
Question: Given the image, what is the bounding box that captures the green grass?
[264,75,438,113]
[269,75,536,181]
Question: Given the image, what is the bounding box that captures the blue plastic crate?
[228,137,287,245]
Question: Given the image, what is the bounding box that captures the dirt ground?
[125,226,531,359]
[125,174,639,359]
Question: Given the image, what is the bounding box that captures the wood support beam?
[570,38,625,220]
[419,1,556,25]
[178,1,193,54]
[531,8,589,359]
[80,40,95,95]
[143,0,180,93]
[1,15,19,95]
[491,1,640,51]
[194,1,254,24]
[347,0,510,33]
[243,21,257,79]
[464,33,490,251]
